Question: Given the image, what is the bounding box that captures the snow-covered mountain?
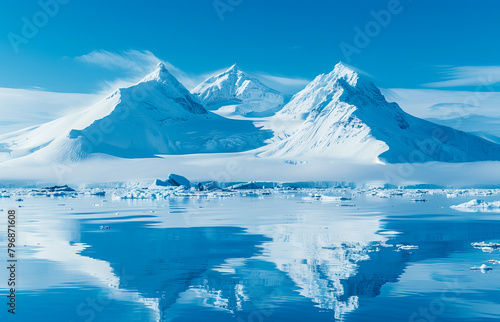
[0,63,272,163]
[260,63,500,163]
[2,61,500,170]
[192,64,288,116]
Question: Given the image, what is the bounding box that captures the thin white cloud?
[74,50,214,92]
[0,88,100,135]
[75,50,314,95]
[382,88,500,120]
[252,73,310,95]
[75,49,163,74]
[424,66,500,88]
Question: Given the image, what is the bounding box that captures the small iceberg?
[150,174,191,189]
[229,182,263,190]
[470,264,493,273]
[302,194,352,202]
[42,185,76,192]
[396,244,419,251]
[471,241,500,252]
[451,199,500,212]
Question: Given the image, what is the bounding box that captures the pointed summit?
[133,62,208,113]
[324,61,360,87]
[264,63,500,163]
[333,61,349,71]
[155,61,170,75]
[140,61,174,83]
[0,60,273,161]
[227,63,240,72]
[192,64,287,115]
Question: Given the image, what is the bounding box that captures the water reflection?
[1,196,500,321]
[80,225,271,320]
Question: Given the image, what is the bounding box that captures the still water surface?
[1,191,500,321]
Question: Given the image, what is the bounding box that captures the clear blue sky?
[1,0,500,93]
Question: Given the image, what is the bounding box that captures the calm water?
[1,191,500,321]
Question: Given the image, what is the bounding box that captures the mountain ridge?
[1,62,500,166]
[261,62,500,163]
[0,63,271,163]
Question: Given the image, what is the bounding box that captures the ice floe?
[471,242,500,252]
[470,264,493,273]
[451,199,500,212]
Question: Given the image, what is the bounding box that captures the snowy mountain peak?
[132,63,209,115]
[306,62,361,93]
[0,64,276,162]
[330,62,359,85]
[265,63,500,163]
[192,64,288,116]
[140,61,175,84]
[227,63,240,72]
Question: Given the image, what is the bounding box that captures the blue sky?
[1,0,500,93]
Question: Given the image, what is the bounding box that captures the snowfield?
[0,63,272,163]
[1,62,500,185]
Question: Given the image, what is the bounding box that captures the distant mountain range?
[1,62,500,165]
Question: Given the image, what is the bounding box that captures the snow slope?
[260,63,500,163]
[0,63,272,163]
[192,64,288,116]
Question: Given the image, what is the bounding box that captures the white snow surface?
[2,62,500,185]
[0,63,271,163]
[260,63,500,163]
[192,64,287,116]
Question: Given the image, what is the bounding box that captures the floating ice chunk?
[199,181,220,191]
[451,199,500,212]
[43,185,75,192]
[396,244,419,251]
[302,194,352,202]
[470,264,493,273]
[378,230,403,235]
[230,182,263,190]
[150,174,191,189]
[167,174,191,188]
[471,241,500,252]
